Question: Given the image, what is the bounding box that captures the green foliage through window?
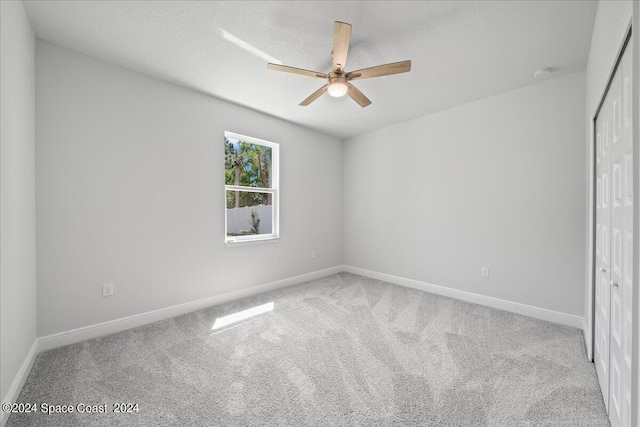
[225,138,272,209]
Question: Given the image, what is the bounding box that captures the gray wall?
[35,41,343,336]
[344,72,586,317]
[0,1,37,403]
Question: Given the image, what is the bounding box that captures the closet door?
[594,40,632,427]
[594,76,612,412]
[608,42,632,427]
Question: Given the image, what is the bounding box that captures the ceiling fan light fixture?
[327,75,348,97]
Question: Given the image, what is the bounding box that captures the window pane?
[226,191,273,237]
[225,138,272,188]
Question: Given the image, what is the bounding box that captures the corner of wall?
[0,0,38,416]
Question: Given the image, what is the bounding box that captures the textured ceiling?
[23,1,597,139]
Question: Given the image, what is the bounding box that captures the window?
[224,132,279,244]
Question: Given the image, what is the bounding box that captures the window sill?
[225,237,280,248]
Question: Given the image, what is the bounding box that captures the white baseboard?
[37,264,584,353]
[38,265,342,352]
[343,265,584,329]
[1,339,38,427]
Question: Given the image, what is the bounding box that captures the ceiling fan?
[267,21,411,108]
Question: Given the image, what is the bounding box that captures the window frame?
[224,131,279,245]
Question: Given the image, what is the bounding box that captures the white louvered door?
[594,66,612,412]
[594,39,633,427]
[607,40,633,427]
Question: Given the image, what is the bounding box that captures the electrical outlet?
[481,268,489,278]
[311,250,316,259]
[102,283,114,297]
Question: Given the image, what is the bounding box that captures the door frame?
[632,4,639,426]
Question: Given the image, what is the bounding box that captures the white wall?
[583,0,632,360]
[35,41,343,336]
[344,72,586,317]
[0,0,37,406]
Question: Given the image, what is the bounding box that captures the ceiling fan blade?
[347,83,371,108]
[333,21,352,73]
[300,84,328,106]
[347,60,412,81]
[267,63,327,79]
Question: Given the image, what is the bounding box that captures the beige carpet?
[7,273,608,426]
